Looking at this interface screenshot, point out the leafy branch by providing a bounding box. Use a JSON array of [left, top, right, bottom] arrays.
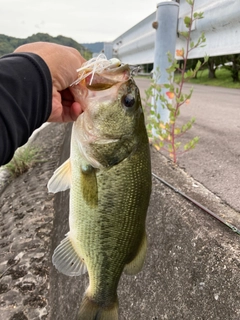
[[146, 0, 208, 163]]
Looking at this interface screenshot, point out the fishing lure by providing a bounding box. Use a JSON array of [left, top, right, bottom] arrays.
[[71, 54, 121, 86]]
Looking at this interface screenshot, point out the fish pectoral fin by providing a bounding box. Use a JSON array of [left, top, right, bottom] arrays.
[[81, 164, 98, 207], [52, 233, 87, 276], [124, 232, 147, 275], [47, 159, 71, 193]]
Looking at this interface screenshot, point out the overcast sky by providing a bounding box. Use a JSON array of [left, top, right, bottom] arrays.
[[1, 0, 159, 44]]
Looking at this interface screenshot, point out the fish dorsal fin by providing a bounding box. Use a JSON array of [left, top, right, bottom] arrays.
[[52, 233, 87, 276], [47, 159, 71, 193]]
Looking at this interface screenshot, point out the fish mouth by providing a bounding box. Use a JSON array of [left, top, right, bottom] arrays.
[[69, 64, 131, 113], [85, 64, 130, 91]]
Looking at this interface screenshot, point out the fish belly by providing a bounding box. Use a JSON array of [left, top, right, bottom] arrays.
[[69, 140, 151, 303]]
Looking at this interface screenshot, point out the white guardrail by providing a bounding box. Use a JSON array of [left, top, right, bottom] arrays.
[[104, 0, 240, 64]]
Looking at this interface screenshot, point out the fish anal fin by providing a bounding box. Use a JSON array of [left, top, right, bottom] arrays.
[[52, 233, 87, 276], [47, 159, 71, 193], [124, 232, 147, 275], [77, 294, 118, 320]]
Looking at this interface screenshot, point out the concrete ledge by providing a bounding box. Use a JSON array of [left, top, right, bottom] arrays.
[[49, 127, 240, 320]]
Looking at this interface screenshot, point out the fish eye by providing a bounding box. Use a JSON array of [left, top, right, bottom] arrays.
[[121, 94, 135, 109]]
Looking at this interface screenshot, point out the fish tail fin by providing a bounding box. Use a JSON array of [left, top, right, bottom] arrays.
[[77, 294, 119, 320]]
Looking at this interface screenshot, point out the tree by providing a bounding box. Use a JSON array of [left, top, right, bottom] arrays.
[[207, 56, 227, 79], [207, 57, 217, 79], [225, 54, 240, 82], [0, 33, 92, 59]]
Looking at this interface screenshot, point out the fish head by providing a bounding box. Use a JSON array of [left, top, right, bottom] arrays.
[[85, 78, 142, 138], [72, 65, 146, 168]]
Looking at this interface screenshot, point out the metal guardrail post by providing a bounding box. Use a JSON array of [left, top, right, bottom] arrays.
[[153, 0, 179, 123]]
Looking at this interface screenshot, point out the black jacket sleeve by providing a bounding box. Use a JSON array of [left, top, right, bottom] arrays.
[[0, 52, 52, 165]]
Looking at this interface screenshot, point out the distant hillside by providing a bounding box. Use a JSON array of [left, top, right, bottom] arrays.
[[0, 33, 92, 59], [82, 42, 104, 54]]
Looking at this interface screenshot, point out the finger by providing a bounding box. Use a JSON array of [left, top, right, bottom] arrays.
[[60, 88, 75, 102], [68, 102, 83, 120], [60, 102, 83, 122], [61, 89, 84, 115]]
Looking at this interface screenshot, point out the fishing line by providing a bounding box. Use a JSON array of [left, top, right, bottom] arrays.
[[152, 172, 240, 235]]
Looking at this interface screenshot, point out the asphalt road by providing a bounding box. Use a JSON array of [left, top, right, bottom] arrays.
[[135, 78, 240, 213]]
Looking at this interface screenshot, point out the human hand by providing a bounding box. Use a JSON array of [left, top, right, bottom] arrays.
[[14, 42, 86, 122]]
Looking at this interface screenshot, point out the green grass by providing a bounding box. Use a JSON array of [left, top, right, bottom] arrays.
[[5, 145, 43, 177], [175, 68, 240, 89]]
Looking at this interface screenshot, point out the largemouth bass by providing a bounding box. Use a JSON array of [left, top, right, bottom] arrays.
[[48, 63, 151, 320]]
